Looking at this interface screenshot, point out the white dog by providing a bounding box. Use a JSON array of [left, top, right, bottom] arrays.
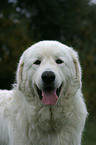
[[0, 41, 87, 145]]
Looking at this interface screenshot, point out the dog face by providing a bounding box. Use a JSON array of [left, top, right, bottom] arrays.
[[16, 41, 81, 105]]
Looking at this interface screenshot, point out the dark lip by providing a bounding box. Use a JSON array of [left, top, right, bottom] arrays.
[[36, 86, 42, 100], [36, 84, 63, 101]]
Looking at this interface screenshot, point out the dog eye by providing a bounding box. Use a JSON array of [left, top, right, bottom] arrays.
[[34, 60, 41, 65], [56, 59, 63, 64]]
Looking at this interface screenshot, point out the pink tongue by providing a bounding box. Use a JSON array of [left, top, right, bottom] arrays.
[[42, 89, 58, 105]]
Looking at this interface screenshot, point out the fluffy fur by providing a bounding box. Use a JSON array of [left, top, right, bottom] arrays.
[[0, 41, 87, 145]]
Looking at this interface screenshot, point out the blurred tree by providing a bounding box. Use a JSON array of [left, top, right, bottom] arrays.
[[17, 0, 90, 42], [0, 1, 32, 89]]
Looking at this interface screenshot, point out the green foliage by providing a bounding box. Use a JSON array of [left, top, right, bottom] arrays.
[[83, 121, 96, 145], [0, 1, 32, 89]]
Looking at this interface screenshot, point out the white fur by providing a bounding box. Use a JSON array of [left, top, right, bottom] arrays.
[[0, 41, 88, 145]]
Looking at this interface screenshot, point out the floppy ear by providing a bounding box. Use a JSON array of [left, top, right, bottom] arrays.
[[16, 54, 25, 90], [73, 52, 82, 86], [67, 47, 82, 96]]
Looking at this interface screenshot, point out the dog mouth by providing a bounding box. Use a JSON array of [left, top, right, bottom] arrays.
[[36, 84, 62, 105]]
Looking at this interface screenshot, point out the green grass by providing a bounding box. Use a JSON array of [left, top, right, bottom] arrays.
[[82, 120, 96, 145]]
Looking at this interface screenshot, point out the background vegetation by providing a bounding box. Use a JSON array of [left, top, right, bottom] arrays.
[[0, 0, 96, 144]]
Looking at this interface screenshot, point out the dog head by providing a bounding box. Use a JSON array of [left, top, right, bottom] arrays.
[[16, 41, 81, 105]]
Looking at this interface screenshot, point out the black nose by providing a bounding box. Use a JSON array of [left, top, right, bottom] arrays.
[[41, 71, 55, 84]]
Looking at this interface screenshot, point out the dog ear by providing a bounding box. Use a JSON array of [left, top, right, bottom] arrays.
[[16, 54, 25, 90], [73, 52, 81, 85], [67, 47, 82, 96], [72, 49, 82, 88]]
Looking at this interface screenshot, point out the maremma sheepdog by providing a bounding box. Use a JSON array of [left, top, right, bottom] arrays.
[[0, 41, 88, 145]]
